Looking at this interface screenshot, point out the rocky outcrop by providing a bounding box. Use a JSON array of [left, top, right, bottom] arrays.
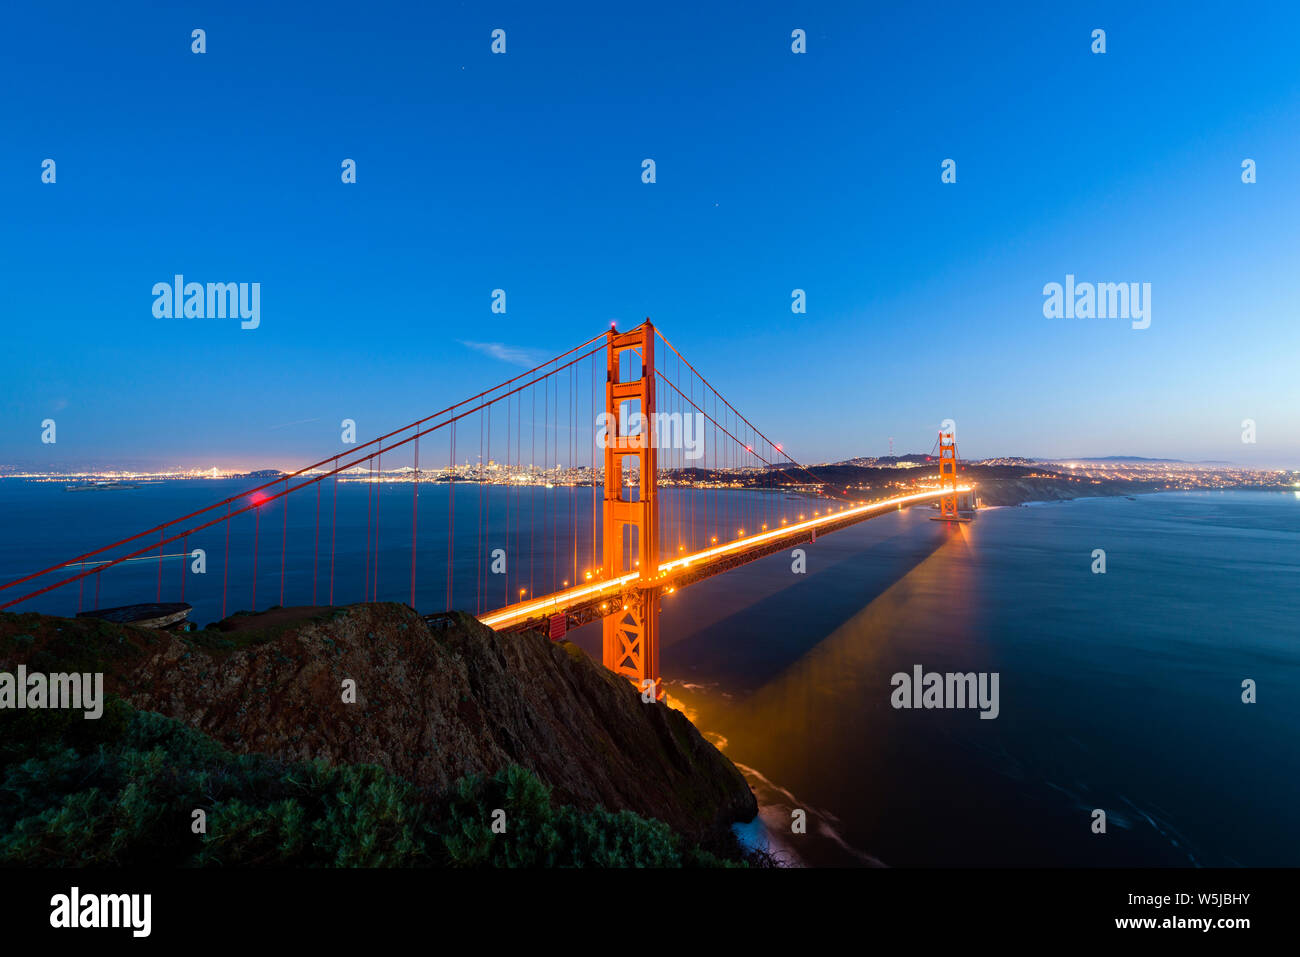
[[0, 604, 756, 841]]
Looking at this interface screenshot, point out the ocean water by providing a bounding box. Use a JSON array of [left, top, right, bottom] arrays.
[[3, 481, 1296, 866], [0, 479, 789, 625], [573, 491, 1299, 867]]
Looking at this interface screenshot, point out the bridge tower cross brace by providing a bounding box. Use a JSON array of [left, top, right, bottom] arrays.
[[602, 322, 662, 700], [938, 427, 959, 520]]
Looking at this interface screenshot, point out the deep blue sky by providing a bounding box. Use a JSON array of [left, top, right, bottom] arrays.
[[3, 1, 1298, 469]]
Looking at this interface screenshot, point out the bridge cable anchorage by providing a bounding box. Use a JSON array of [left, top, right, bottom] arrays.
[[0, 320, 970, 699]]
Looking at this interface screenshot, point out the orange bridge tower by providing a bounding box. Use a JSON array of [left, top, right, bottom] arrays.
[[602, 322, 662, 699], [938, 426, 959, 521]]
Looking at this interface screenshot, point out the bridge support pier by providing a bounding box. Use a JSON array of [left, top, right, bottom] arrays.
[[601, 322, 662, 700]]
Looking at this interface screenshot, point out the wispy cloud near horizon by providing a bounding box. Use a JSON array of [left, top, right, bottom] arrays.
[[459, 340, 550, 368], [267, 417, 321, 431]]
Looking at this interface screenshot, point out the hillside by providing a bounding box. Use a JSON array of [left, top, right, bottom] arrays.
[[0, 604, 757, 855]]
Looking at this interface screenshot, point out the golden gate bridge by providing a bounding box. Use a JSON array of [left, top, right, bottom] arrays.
[[0, 321, 971, 699]]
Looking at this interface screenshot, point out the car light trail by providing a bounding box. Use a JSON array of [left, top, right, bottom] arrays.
[[480, 486, 972, 630]]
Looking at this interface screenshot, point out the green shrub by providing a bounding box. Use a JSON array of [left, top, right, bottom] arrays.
[[436, 764, 739, 868], [0, 705, 739, 868]]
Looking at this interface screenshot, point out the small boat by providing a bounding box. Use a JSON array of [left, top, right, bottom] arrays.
[[77, 602, 192, 629]]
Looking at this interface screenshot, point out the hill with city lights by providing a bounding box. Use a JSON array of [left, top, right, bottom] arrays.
[[1, 458, 1293, 507]]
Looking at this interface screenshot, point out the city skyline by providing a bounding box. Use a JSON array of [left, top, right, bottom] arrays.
[[3, 456, 1292, 489]]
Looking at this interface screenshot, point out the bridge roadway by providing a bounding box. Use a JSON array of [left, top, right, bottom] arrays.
[[478, 485, 974, 634]]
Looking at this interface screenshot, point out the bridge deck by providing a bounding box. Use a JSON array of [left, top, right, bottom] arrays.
[[480, 485, 973, 633]]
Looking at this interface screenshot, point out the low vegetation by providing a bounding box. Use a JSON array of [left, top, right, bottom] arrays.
[[0, 700, 739, 868]]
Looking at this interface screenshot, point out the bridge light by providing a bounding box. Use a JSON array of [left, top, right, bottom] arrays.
[[585, 571, 592, 580], [761, 524, 767, 530], [519, 588, 527, 597], [710, 536, 717, 543]]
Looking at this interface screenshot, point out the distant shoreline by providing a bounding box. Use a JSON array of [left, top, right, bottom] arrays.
[[976, 483, 1289, 509], [2, 463, 1292, 509]]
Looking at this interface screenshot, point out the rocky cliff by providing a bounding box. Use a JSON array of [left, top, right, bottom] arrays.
[[0, 604, 756, 843]]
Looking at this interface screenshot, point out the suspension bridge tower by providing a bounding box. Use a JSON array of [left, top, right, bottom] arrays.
[[602, 321, 662, 699], [937, 426, 961, 521]]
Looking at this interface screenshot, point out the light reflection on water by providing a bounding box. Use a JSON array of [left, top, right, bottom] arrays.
[[576, 492, 1300, 867]]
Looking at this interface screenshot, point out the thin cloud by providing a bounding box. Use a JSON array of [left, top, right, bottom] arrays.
[[267, 417, 321, 431], [459, 340, 549, 367]]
